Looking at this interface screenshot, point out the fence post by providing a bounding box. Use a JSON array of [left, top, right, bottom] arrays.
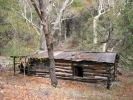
[[13, 57, 16, 76]]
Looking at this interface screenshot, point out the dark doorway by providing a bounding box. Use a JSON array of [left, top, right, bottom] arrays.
[[74, 66, 83, 77]]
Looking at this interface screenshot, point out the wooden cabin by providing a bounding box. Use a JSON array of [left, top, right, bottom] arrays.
[[11, 51, 119, 89]]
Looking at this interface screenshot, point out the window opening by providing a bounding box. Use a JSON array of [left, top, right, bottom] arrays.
[[74, 66, 83, 77]]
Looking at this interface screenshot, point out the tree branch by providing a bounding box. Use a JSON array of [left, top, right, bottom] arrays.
[[51, 0, 71, 35], [67, 0, 74, 6], [31, 0, 41, 20]]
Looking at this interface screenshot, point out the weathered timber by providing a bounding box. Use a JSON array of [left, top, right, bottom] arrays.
[[84, 67, 107, 70], [56, 67, 70, 70], [84, 71, 110, 74], [56, 74, 72, 77], [55, 65, 71, 68], [57, 76, 107, 83], [28, 71, 36, 76], [35, 70, 49, 73], [55, 62, 71, 66], [55, 60, 71, 63], [13, 57, 15, 76], [84, 73, 108, 77], [55, 72, 72, 76], [55, 69, 72, 73], [107, 65, 111, 89], [84, 69, 107, 72], [55, 67, 71, 70]]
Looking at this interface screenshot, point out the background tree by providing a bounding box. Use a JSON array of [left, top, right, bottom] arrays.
[[0, 0, 38, 56], [116, 0, 133, 70]]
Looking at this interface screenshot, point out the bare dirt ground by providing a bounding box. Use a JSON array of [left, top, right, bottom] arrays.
[[0, 71, 133, 100]]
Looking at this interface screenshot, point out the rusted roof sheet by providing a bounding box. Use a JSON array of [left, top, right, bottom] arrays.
[[97, 53, 117, 63], [29, 51, 63, 58], [29, 51, 48, 58], [28, 51, 117, 64]]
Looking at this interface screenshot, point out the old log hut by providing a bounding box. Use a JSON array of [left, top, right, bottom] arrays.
[[11, 51, 119, 89]]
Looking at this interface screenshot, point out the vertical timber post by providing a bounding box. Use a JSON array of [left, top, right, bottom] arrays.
[[27, 57, 30, 76], [114, 56, 119, 80], [71, 57, 74, 76], [13, 57, 16, 76], [113, 63, 116, 81], [107, 65, 111, 89]]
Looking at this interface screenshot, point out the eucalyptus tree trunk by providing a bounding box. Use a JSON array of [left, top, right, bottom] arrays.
[[31, 0, 57, 87], [39, 0, 57, 87], [93, 16, 99, 44], [102, 42, 107, 52], [93, 0, 113, 51], [93, 0, 105, 44], [31, 0, 73, 87]]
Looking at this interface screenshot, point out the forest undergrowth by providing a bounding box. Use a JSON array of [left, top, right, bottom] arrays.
[[0, 70, 133, 100]]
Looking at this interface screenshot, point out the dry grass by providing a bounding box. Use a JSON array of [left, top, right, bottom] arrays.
[[0, 71, 133, 100]]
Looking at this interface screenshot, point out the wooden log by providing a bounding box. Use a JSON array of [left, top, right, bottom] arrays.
[[84, 66, 107, 70], [35, 74, 50, 78], [56, 74, 72, 77], [94, 76, 107, 79], [55, 62, 71, 66], [72, 63, 82, 66], [36, 73, 48, 75], [59, 75, 107, 81], [35, 73, 49, 76], [35, 70, 49, 73], [83, 73, 108, 77], [55, 66, 72, 69], [57, 76, 107, 83], [55, 72, 72, 76], [55, 69, 72, 73], [84, 69, 107, 73], [55, 67, 71, 70], [84, 71, 109, 75], [28, 71, 36, 76], [55, 60, 71, 63], [55, 67, 72, 71]]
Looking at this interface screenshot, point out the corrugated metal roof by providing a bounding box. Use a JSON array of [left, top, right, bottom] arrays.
[[71, 52, 117, 63], [28, 51, 117, 64]]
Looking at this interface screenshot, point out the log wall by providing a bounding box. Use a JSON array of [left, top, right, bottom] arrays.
[[28, 59, 116, 89], [55, 60, 73, 79]]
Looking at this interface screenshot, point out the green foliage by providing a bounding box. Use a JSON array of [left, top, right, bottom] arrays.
[[71, 0, 82, 7], [0, 0, 39, 56], [116, 1, 133, 70], [118, 2, 133, 34]]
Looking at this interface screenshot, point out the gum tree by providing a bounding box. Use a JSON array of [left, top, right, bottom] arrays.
[[30, 0, 73, 87]]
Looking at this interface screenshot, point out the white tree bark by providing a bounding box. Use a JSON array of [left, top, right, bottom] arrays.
[[51, 0, 72, 35], [102, 42, 107, 51], [93, 15, 99, 44], [93, 0, 106, 44], [93, 0, 114, 52]]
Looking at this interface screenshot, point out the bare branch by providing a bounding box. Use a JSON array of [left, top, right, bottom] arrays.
[[31, 0, 41, 19], [51, 0, 70, 35], [67, 0, 74, 6], [25, 0, 33, 22]]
